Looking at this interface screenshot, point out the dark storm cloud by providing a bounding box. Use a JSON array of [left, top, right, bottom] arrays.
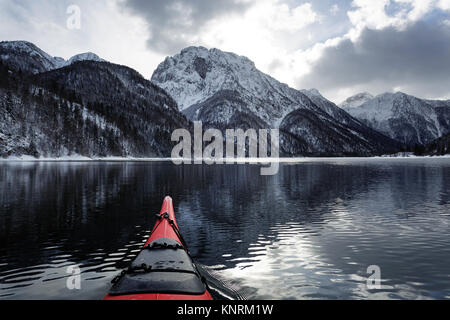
[[122, 0, 252, 54], [298, 21, 450, 99]]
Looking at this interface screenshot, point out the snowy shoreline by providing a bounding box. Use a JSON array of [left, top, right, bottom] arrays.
[[0, 155, 173, 162], [1, 154, 449, 163]]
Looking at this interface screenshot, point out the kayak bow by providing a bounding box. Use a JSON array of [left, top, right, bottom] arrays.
[[104, 196, 213, 300]]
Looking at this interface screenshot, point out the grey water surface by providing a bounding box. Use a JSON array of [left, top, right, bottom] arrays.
[[0, 158, 450, 300]]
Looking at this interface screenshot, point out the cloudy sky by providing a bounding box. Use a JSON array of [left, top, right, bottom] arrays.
[[1, 0, 449, 103]]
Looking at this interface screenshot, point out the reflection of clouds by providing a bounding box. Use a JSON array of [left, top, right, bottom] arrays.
[[176, 161, 396, 299], [218, 222, 353, 299], [212, 159, 450, 299], [1, 159, 450, 299]]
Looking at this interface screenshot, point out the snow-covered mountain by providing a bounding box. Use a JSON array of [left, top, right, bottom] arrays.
[[0, 41, 189, 158], [1, 41, 408, 158], [0, 41, 105, 74], [343, 92, 450, 146], [0, 41, 63, 73], [152, 46, 310, 127], [152, 46, 400, 156], [340, 92, 374, 110], [63, 52, 105, 67]]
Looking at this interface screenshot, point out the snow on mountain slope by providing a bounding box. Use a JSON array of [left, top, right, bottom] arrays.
[[152, 46, 400, 156], [0, 41, 63, 73], [340, 92, 374, 110], [0, 41, 106, 74], [152, 46, 316, 127], [0, 41, 190, 158], [63, 52, 105, 67], [152, 47, 363, 127], [300, 89, 356, 125], [0, 41, 402, 157], [345, 92, 450, 146]]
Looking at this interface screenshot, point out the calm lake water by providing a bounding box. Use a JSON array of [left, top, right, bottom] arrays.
[[1, 159, 450, 300]]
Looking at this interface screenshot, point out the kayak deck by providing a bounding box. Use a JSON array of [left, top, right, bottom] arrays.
[[104, 197, 213, 300]]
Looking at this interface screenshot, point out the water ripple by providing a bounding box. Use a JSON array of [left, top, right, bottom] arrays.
[[1, 159, 450, 299]]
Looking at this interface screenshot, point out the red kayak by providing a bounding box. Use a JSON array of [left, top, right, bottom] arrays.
[[104, 196, 213, 300]]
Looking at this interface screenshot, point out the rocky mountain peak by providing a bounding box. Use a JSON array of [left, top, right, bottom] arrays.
[[151, 46, 400, 156], [152, 46, 275, 112], [64, 52, 105, 67], [340, 92, 374, 110], [0, 41, 106, 73], [344, 91, 450, 146]]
